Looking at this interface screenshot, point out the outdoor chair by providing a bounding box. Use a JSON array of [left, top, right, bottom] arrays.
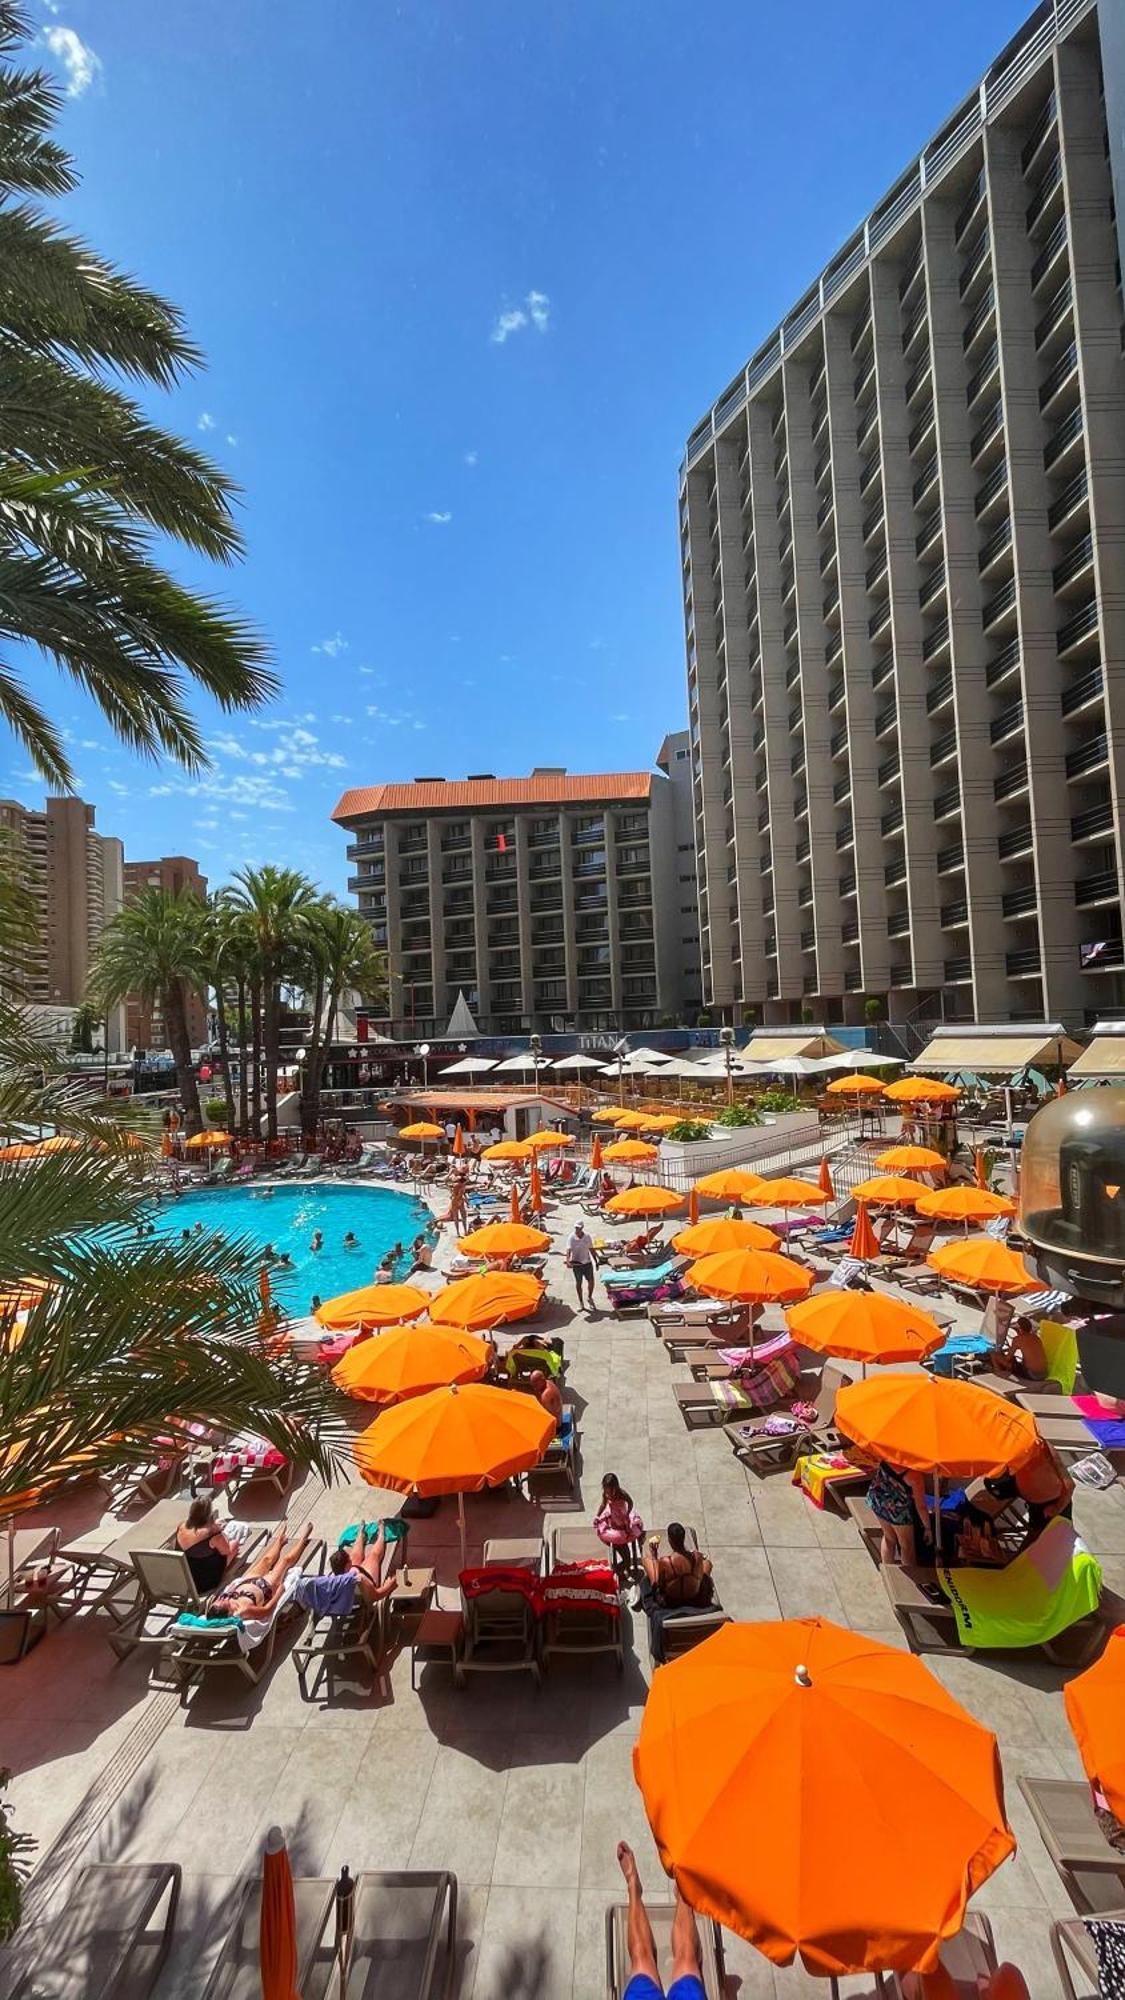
[[106, 1530, 269, 1660], [882, 1533, 1106, 1664], [880, 1912, 997, 1997], [673, 1381, 756, 1428], [605, 1902, 726, 1999], [7, 1862, 181, 2000], [291, 1587, 389, 1701], [201, 1873, 340, 1998], [455, 1580, 540, 1688], [550, 1523, 606, 1567], [540, 1563, 623, 1672], [335, 1869, 458, 2000], [525, 1401, 580, 1496], [726, 1362, 853, 1476], [1051, 1910, 1125, 1999], [166, 1538, 326, 1690], [1019, 1779, 1125, 1914]]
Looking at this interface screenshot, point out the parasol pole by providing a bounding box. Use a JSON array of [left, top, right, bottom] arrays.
[[457, 1490, 467, 1573]]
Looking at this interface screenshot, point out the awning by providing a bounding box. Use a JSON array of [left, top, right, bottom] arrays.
[[741, 1032, 846, 1063], [910, 1030, 1081, 1075], [1069, 1035, 1125, 1079]]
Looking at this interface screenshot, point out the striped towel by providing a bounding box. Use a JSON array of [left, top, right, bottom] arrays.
[[209, 1434, 288, 1485]]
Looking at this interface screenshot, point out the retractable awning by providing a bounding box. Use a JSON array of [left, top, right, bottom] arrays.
[[910, 1027, 1081, 1075], [1069, 1029, 1125, 1079], [741, 1031, 846, 1063]]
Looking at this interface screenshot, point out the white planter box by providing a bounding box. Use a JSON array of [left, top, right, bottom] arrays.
[[658, 1111, 813, 1179]]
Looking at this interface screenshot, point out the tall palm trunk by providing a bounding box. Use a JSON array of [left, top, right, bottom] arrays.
[[213, 979, 236, 1132], [250, 979, 264, 1138], [263, 975, 279, 1140], [165, 980, 202, 1133], [299, 967, 327, 1146], [236, 976, 249, 1138]]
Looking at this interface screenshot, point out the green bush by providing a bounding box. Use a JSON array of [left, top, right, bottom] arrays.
[[755, 1088, 802, 1114], [0, 1770, 33, 1943], [716, 1103, 762, 1127], [664, 1118, 712, 1143], [203, 1097, 229, 1127]]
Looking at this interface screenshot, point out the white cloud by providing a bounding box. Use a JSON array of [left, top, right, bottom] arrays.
[[197, 411, 216, 433], [357, 665, 376, 678], [42, 24, 101, 97], [491, 290, 551, 344], [313, 631, 348, 658], [463, 451, 478, 468], [225, 433, 238, 447], [424, 510, 452, 525]]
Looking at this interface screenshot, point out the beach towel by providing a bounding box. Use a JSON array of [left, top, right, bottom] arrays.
[[730, 1333, 802, 1410], [209, 1435, 288, 1485], [337, 1519, 408, 1547], [1073, 1395, 1125, 1450], [937, 1518, 1103, 1650], [792, 1451, 857, 1509], [709, 1380, 754, 1413], [1040, 1318, 1079, 1394]]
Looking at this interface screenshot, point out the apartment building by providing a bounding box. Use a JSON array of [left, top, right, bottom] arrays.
[[333, 739, 700, 1035], [122, 854, 209, 1051], [681, 0, 1125, 1029], [0, 797, 123, 1030]]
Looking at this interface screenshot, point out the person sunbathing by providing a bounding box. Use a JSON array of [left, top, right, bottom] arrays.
[[175, 1497, 246, 1595], [641, 1523, 713, 1609], [296, 1523, 397, 1619], [615, 1840, 705, 2000], [206, 1520, 315, 1620], [529, 1368, 563, 1424]]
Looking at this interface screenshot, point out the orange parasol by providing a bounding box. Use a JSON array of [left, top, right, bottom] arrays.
[[848, 1202, 880, 1261], [786, 1291, 945, 1368], [457, 1220, 550, 1260], [332, 1323, 490, 1404], [688, 1185, 700, 1227], [400, 1121, 445, 1141], [817, 1157, 835, 1200], [1056, 1075, 1068, 1099], [605, 1184, 685, 1218], [850, 1175, 923, 1208], [633, 1617, 1014, 1978], [590, 1135, 604, 1172], [429, 1270, 543, 1331], [354, 1380, 554, 1565], [693, 1169, 766, 1203], [684, 1248, 812, 1304], [644, 1113, 681, 1132], [915, 1187, 1016, 1224], [613, 1109, 652, 1130], [509, 1184, 522, 1225], [836, 1372, 1040, 1478], [744, 1177, 830, 1211], [526, 1128, 573, 1150], [884, 1078, 960, 1103], [876, 1145, 946, 1174], [183, 1129, 231, 1149], [592, 1106, 623, 1123], [672, 1218, 781, 1257], [1064, 1625, 1125, 1821], [452, 1124, 465, 1157], [315, 1282, 431, 1332], [528, 1158, 544, 1212], [482, 1138, 532, 1162], [824, 1075, 886, 1097], [927, 1237, 1031, 1295], [974, 1149, 989, 1191], [260, 1827, 299, 2000], [603, 1138, 659, 1164], [258, 1265, 272, 1310]]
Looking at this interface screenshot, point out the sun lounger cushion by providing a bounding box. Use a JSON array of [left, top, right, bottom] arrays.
[[936, 1519, 1102, 1650], [792, 1451, 860, 1509], [602, 1259, 679, 1289]]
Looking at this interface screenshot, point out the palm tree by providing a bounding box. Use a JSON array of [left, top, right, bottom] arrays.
[[296, 902, 387, 1145], [0, 4, 273, 787], [229, 867, 317, 1141], [201, 895, 241, 1134], [88, 888, 207, 1133]]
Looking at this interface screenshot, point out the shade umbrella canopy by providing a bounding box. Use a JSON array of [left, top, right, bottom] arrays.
[[836, 1373, 1040, 1478], [613, 1109, 653, 1130], [819, 1050, 902, 1071], [509, 1184, 522, 1225], [183, 1129, 231, 1148], [603, 1139, 659, 1164], [592, 1106, 625, 1123], [605, 1184, 685, 1218], [399, 1121, 446, 1141], [457, 1221, 550, 1259], [490, 1053, 542, 1073], [786, 1293, 945, 1367], [850, 1175, 924, 1208], [849, 1203, 880, 1260], [481, 1139, 533, 1162], [915, 1188, 1017, 1223], [525, 1129, 574, 1150], [550, 1053, 605, 1071], [644, 1113, 683, 1132], [633, 1617, 1014, 1978], [315, 1282, 431, 1332], [672, 1218, 781, 1256], [589, 1136, 604, 1172], [429, 1270, 544, 1330], [260, 1827, 299, 2000], [927, 1238, 1032, 1294], [1063, 1626, 1125, 1822], [693, 1169, 766, 1202], [818, 1157, 835, 1199], [744, 1177, 830, 1210], [876, 1146, 946, 1173], [332, 1324, 491, 1404], [885, 1078, 961, 1103], [437, 1056, 497, 1075], [684, 1249, 813, 1305], [529, 1159, 544, 1211], [825, 1076, 887, 1097], [452, 1124, 465, 1157]]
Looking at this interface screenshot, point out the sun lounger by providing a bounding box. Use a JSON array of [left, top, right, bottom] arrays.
[[1052, 1910, 1125, 1998], [726, 1362, 852, 1476], [455, 1579, 541, 1687], [166, 1540, 326, 1688], [883, 1527, 1106, 1663], [336, 1870, 457, 2000], [7, 1862, 181, 1999], [1019, 1779, 1125, 1914], [525, 1403, 579, 1496], [550, 1524, 606, 1566], [605, 1901, 725, 2000], [202, 1873, 339, 1998], [650, 1298, 746, 1331], [673, 1381, 753, 1428], [107, 1531, 268, 1659], [881, 1912, 997, 1997], [291, 1588, 389, 1701], [540, 1564, 623, 1671], [61, 1498, 192, 1626]]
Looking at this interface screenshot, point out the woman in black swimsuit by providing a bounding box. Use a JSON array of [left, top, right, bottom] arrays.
[[176, 1498, 240, 1595], [206, 1519, 315, 1620]]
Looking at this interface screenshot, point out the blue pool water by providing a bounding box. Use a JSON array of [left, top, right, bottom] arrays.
[[145, 1181, 433, 1315]]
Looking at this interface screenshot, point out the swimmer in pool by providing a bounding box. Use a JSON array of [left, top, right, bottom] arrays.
[[343, 1232, 359, 1250], [310, 1230, 323, 1252]]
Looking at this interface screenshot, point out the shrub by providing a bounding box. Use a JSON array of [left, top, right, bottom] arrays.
[[864, 996, 884, 1023], [716, 1103, 762, 1127], [664, 1118, 712, 1143], [755, 1088, 802, 1114], [203, 1097, 229, 1127], [0, 1770, 33, 1943]]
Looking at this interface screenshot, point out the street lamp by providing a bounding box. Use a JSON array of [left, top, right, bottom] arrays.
[[613, 1036, 628, 1108], [417, 1041, 431, 1090], [720, 1024, 736, 1107], [529, 1031, 542, 1097]]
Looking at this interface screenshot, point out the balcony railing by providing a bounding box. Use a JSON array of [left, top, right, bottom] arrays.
[[1030, 217, 1068, 291], [832, 775, 852, 804], [878, 756, 901, 787], [1054, 535, 1094, 594], [1039, 341, 1078, 413], [1027, 149, 1063, 229], [970, 402, 1004, 460], [966, 340, 1000, 406], [881, 806, 904, 836], [983, 579, 1017, 628], [1044, 406, 1085, 471], [926, 674, 954, 714], [1058, 602, 1099, 655], [1076, 870, 1120, 908], [1066, 734, 1109, 780], [930, 729, 958, 767], [958, 227, 991, 297], [979, 519, 1013, 572], [923, 619, 951, 663], [1006, 949, 1042, 977], [955, 169, 986, 243], [945, 957, 972, 982], [994, 764, 1029, 801], [986, 638, 1021, 689], [1061, 665, 1105, 718], [1049, 468, 1089, 531], [916, 508, 942, 556], [990, 700, 1025, 745], [937, 844, 964, 873], [962, 286, 995, 352], [862, 503, 885, 541], [1021, 91, 1057, 173], [912, 454, 939, 505], [932, 786, 960, 822], [1035, 277, 1073, 351], [875, 703, 897, 735], [908, 404, 936, 455], [975, 461, 1009, 517], [998, 824, 1033, 860], [941, 901, 969, 927], [885, 857, 907, 886], [1002, 885, 1039, 917], [1072, 801, 1115, 842]]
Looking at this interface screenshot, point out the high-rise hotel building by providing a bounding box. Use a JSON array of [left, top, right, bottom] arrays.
[[681, 0, 1125, 1028]]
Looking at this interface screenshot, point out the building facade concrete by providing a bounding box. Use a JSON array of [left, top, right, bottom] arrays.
[[0, 796, 124, 1043], [122, 854, 208, 1052], [333, 748, 701, 1036], [681, 0, 1125, 1030]]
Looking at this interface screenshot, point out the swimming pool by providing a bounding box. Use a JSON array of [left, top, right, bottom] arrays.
[[145, 1181, 434, 1316]]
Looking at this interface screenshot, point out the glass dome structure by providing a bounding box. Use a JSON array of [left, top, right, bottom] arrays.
[[1020, 1087, 1125, 1303]]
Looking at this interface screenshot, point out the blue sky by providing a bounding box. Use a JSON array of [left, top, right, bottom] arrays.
[[11, 0, 1032, 895]]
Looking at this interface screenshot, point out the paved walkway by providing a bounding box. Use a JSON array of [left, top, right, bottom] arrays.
[[1, 1182, 1119, 1996]]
